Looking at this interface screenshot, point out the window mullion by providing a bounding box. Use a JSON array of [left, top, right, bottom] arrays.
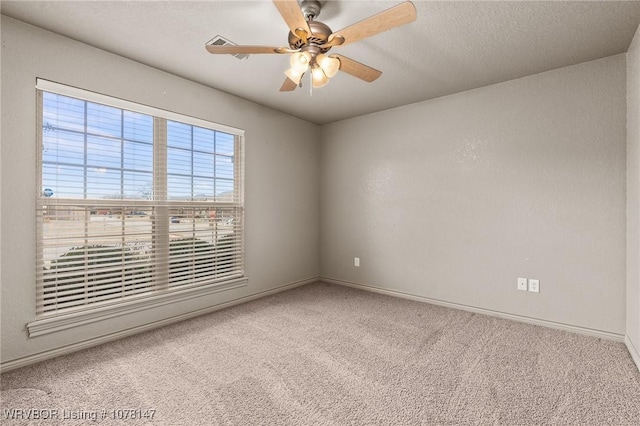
[[83, 102, 90, 300], [154, 118, 169, 290], [191, 125, 195, 201], [120, 110, 126, 293]]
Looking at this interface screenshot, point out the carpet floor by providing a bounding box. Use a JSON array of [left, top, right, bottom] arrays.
[[2, 281, 640, 425]]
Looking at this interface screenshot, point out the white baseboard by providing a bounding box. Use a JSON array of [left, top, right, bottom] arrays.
[[1, 277, 319, 373], [322, 277, 625, 342], [626, 335, 640, 372]]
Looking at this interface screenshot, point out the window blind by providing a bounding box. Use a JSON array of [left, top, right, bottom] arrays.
[[36, 80, 245, 318]]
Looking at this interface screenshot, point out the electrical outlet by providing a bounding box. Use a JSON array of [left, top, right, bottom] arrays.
[[354, 257, 360, 267], [517, 277, 528, 291], [528, 279, 540, 293]]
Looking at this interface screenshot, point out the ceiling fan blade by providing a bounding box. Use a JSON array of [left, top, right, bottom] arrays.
[[205, 45, 288, 55], [332, 54, 382, 82], [330, 1, 417, 47], [280, 77, 299, 92], [273, 0, 311, 38]]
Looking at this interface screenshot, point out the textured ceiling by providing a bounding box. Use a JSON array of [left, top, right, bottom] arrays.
[[2, 1, 640, 124]]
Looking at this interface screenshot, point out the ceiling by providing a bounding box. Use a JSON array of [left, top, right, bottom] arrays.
[[2, 1, 640, 125]]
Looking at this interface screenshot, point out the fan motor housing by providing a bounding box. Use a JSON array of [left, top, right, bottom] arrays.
[[288, 20, 333, 53]]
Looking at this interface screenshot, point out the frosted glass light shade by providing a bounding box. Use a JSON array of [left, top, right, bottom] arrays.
[[285, 68, 304, 85], [290, 51, 311, 72], [311, 66, 329, 88], [317, 54, 340, 78]]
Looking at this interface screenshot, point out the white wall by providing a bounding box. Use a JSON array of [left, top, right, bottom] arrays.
[[627, 23, 640, 369], [320, 55, 627, 336], [0, 16, 320, 367]]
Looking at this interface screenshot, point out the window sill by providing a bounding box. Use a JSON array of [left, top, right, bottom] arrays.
[[27, 277, 248, 337]]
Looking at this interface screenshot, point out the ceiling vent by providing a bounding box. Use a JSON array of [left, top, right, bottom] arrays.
[[206, 36, 249, 60]]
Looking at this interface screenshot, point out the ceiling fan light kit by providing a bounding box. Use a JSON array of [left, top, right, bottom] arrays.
[[205, 0, 417, 92]]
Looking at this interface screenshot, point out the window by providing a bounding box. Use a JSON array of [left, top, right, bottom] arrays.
[[30, 80, 245, 335]]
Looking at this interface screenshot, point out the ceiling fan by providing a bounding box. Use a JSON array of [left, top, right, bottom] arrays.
[[205, 0, 417, 91]]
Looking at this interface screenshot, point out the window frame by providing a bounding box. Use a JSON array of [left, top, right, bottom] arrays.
[[28, 79, 247, 337]]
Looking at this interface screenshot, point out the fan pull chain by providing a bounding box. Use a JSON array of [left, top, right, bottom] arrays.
[[309, 72, 313, 96]]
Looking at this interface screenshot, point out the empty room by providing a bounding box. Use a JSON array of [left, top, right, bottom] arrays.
[[2, 0, 640, 424]]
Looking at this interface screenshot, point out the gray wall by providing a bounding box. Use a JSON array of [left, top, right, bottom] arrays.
[[0, 17, 320, 365], [628, 23, 640, 367], [1, 14, 635, 368], [320, 55, 627, 335]]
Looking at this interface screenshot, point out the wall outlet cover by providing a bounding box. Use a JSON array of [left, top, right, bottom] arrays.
[[528, 279, 540, 293], [517, 277, 528, 291]]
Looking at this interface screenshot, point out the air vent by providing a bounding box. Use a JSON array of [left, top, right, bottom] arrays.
[[207, 35, 249, 60]]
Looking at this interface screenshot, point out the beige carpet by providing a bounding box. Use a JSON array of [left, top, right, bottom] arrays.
[[2, 282, 640, 425]]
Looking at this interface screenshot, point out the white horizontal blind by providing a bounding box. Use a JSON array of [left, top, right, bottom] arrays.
[[36, 80, 244, 318]]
